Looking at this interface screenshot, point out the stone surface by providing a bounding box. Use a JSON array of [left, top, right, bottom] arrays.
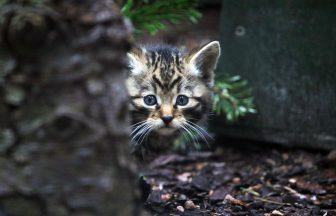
[[216, 0, 336, 149]]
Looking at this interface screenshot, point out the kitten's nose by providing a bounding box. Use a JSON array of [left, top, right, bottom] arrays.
[[161, 116, 173, 125]]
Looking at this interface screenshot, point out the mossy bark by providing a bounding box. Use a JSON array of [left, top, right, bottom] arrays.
[[0, 0, 137, 215]]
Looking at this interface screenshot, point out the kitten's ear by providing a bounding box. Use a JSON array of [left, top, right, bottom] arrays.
[[127, 46, 146, 76], [187, 41, 221, 87]]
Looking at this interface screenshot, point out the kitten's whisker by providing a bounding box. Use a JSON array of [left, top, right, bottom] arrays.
[[186, 120, 212, 138], [130, 122, 147, 136], [135, 124, 152, 144], [188, 124, 211, 149], [138, 125, 153, 146], [183, 123, 202, 149], [182, 130, 191, 144], [180, 125, 193, 142], [181, 126, 194, 148], [135, 124, 150, 138], [131, 123, 150, 143], [187, 120, 213, 140], [131, 120, 146, 127], [178, 128, 191, 147], [185, 122, 209, 145], [181, 124, 200, 150]]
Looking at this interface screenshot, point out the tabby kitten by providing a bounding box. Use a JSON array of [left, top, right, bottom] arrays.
[[126, 41, 221, 157]]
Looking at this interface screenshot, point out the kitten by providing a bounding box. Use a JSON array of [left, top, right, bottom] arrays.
[[126, 41, 221, 158]]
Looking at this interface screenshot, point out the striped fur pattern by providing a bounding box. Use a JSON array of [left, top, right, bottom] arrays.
[[126, 41, 221, 156]]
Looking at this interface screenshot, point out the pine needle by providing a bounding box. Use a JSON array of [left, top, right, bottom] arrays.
[[122, 0, 201, 35], [213, 75, 257, 121]]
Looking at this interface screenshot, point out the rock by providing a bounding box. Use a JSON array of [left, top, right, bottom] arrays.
[[160, 193, 171, 202], [209, 187, 229, 202], [295, 179, 326, 195], [327, 150, 336, 161], [232, 177, 241, 184], [271, 210, 284, 216], [224, 194, 244, 206], [177, 172, 191, 182], [177, 205, 184, 212], [191, 175, 211, 191], [147, 190, 165, 205], [185, 200, 198, 210]]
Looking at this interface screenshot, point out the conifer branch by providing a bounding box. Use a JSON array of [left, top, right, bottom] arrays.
[[122, 0, 201, 35]]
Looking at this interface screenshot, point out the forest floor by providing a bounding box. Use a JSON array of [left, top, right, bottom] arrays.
[[141, 142, 336, 216]]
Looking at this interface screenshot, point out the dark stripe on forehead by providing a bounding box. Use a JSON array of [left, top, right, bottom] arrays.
[[175, 53, 180, 66], [176, 65, 183, 73], [177, 81, 182, 92], [152, 82, 157, 93], [144, 44, 179, 64], [151, 52, 156, 65], [152, 75, 164, 90], [152, 53, 159, 72], [168, 76, 182, 90]]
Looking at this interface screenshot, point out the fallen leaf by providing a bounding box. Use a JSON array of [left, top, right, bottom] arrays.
[[224, 194, 244, 206]]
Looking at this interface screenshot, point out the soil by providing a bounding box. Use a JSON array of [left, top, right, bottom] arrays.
[[140, 143, 336, 216]]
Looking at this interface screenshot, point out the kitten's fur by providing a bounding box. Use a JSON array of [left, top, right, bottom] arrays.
[[126, 41, 221, 158]]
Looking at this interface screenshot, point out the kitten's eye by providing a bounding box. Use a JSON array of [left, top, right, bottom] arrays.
[[176, 95, 189, 106], [144, 95, 157, 106]]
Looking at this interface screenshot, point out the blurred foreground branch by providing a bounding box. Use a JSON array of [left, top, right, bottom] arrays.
[[0, 0, 138, 215]]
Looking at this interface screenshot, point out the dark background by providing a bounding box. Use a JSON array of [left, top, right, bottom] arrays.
[[217, 0, 336, 150]]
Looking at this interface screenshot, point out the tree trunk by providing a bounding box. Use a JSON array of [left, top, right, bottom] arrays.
[[0, 0, 137, 215]]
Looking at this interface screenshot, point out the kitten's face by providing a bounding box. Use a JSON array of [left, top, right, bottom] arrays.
[[126, 41, 220, 140]]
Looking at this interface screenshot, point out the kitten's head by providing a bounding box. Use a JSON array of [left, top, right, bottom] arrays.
[[126, 41, 220, 141]]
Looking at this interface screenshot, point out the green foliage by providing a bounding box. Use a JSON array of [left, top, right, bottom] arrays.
[[213, 75, 256, 121], [0, 0, 5, 7], [122, 0, 201, 35]]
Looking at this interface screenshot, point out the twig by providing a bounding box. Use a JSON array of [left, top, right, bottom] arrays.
[[241, 187, 261, 197], [255, 197, 291, 206]]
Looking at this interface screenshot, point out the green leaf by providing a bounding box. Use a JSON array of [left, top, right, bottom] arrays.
[[212, 74, 257, 121], [122, 0, 201, 35]]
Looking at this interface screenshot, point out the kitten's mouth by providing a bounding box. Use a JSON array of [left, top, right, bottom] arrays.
[[156, 126, 177, 135]]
